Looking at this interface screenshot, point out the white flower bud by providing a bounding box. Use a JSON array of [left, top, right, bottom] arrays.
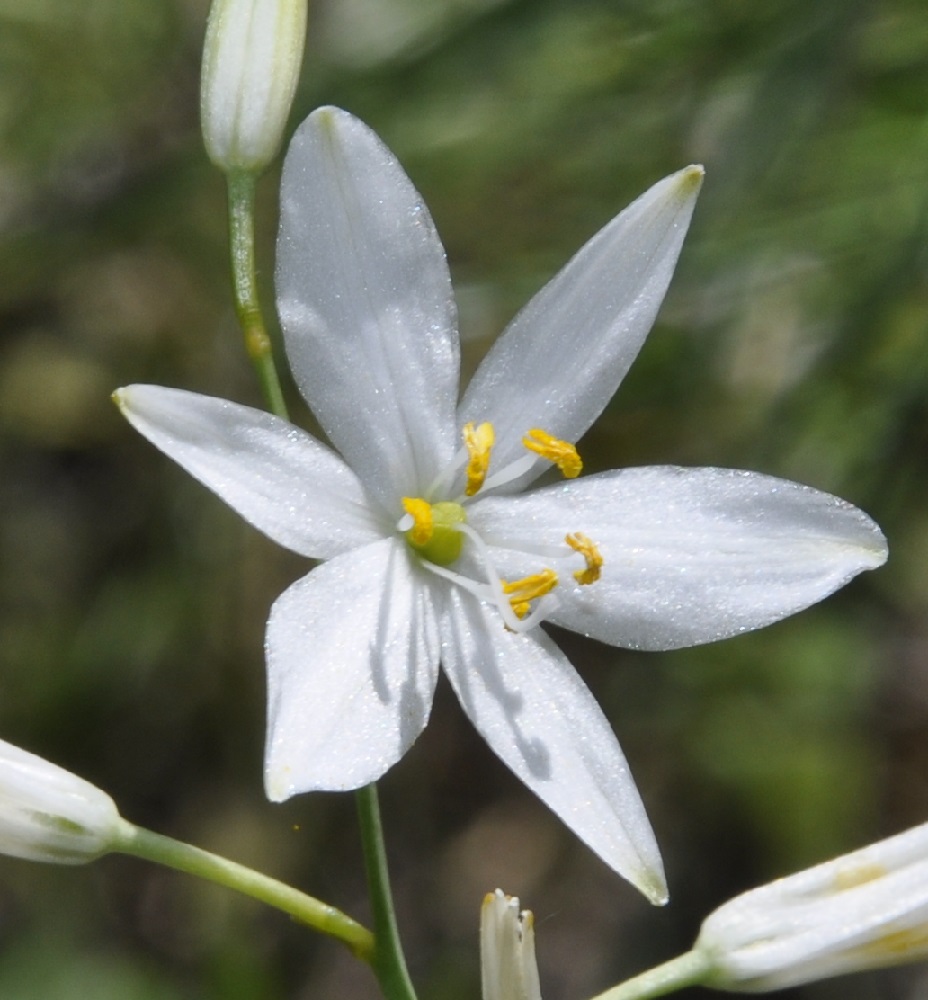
[[0, 738, 122, 864], [201, 0, 308, 172], [481, 889, 543, 1000], [696, 821, 928, 991]]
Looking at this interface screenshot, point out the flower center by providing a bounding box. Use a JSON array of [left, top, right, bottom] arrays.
[[398, 421, 602, 630], [401, 498, 467, 566]]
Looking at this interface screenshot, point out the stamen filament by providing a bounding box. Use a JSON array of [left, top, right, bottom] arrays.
[[522, 428, 582, 478], [456, 524, 559, 632], [566, 532, 603, 585]]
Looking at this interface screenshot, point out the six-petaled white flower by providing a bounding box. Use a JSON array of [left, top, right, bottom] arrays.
[[115, 106, 886, 903]]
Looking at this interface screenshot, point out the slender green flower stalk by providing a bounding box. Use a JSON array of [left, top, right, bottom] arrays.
[[114, 822, 374, 960], [0, 737, 373, 959], [201, 0, 308, 173], [226, 169, 289, 419]]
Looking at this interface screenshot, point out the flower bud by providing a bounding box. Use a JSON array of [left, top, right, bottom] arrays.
[[481, 889, 543, 1000], [201, 0, 308, 172], [696, 821, 928, 991], [0, 738, 122, 864]]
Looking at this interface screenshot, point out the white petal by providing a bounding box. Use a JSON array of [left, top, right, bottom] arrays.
[[264, 539, 440, 798], [116, 384, 381, 559], [459, 167, 703, 487], [440, 587, 666, 903], [276, 107, 460, 512], [470, 467, 887, 651]]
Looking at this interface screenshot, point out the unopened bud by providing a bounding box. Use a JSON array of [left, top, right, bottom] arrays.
[[201, 0, 308, 172], [696, 821, 928, 991], [481, 889, 543, 1000], [0, 738, 122, 864]]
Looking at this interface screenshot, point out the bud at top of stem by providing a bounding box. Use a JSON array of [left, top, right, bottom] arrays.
[[201, 0, 308, 172], [481, 889, 543, 1000], [0, 738, 123, 864]]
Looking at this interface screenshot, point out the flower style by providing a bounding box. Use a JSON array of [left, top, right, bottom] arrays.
[[481, 889, 542, 1000], [0, 738, 123, 864], [695, 820, 928, 990], [115, 106, 886, 903]]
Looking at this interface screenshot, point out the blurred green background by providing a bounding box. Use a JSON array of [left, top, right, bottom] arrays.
[[1, 0, 927, 997]]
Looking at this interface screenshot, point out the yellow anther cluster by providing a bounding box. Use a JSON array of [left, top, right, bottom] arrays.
[[464, 422, 495, 496], [402, 497, 433, 546], [522, 428, 582, 478], [565, 532, 603, 585], [501, 569, 558, 619]]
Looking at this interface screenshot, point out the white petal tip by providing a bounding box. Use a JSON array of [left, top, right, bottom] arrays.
[[639, 873, 670, 907], [264, 766, 295, 804], [677, 164, 705, 195]]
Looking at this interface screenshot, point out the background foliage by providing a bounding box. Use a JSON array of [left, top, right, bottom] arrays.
[[1, 0, 927, 997]]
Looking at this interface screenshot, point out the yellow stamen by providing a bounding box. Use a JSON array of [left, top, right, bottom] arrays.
[[502, 569, 558, 619], [566, 532, 603, 585], [402, 497, 433, 546], [522, 428, 582, 478], [464, 422, 495, 496]]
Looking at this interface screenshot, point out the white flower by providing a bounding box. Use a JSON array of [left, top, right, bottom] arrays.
[[114, 106, 886, 903], [696, 821, 928, 991], [0, 738, 122, 864], [481, 889, 542, 1000], [201, 0, 308, 171]]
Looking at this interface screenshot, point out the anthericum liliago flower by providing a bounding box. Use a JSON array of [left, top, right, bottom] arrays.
[[115, 107, 887, 904]]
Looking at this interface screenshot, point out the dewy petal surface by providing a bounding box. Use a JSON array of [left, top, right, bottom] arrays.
[[276, 106, 460, 512], [265, 539, 440, 799], [459, 166, 703, 483], [471, 466, 887, 651], [440, 587, 667, 903], [116, 385, 381, 559]]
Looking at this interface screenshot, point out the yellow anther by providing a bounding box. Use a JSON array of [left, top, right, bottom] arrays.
[[402, 497, 433, 546], [522, 428, 582, 478], [464, 422, 495, 496], [501, 569, 558, 619], [566, 532, 603, 585]]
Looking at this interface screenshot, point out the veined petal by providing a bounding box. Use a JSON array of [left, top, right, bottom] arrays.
[[115, 384, 381, 559], [276, 107, 460, 512], [459, 167, 703, 487], [264, 539, 440, 798], [470, 467, 887, 651], [440, 587, 666, 903]]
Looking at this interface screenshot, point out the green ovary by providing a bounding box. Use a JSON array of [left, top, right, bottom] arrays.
[[406, 501, 466, 565]]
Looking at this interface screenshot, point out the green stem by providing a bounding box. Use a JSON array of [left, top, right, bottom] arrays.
[[114, 819, 374, 961], [355, 785, 418, 1000], [587, 951, 711, 1000], [226, 169, 289, 420]]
